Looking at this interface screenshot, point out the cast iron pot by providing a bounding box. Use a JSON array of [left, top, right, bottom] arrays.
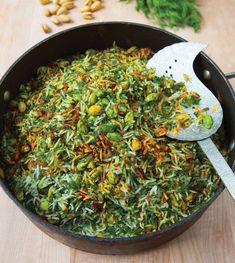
[[0, 22, 235, 255]]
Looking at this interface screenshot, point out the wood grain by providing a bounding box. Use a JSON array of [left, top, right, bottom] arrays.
[[0, 1, 235, 262]]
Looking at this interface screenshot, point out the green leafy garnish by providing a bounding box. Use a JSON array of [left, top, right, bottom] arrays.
[[121, 0, 201, 31]]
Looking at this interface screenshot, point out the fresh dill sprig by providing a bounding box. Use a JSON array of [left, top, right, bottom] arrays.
[[120, 0, 201, 32]]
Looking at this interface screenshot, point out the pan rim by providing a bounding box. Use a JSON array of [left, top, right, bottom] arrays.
[[0, 21, 231, 244]]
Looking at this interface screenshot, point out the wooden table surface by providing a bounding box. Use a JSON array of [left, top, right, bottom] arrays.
[[0, 1, 235, 262]]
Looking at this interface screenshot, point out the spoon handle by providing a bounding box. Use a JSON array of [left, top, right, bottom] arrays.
[[198, 138, 235, 200]]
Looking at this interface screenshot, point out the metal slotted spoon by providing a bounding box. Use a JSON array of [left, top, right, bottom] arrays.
[[147, 42, 235, 200]]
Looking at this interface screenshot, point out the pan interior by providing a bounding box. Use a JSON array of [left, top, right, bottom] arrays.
[[0, 23, 234, 244]]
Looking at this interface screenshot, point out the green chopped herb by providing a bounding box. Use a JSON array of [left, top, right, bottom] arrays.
[[121, 0, 201, 31]]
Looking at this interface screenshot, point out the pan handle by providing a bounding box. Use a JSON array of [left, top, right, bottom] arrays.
[[225, 72, 235, 79], [224, 72, 235, 171]]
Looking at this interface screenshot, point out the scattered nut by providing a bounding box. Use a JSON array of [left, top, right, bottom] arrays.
[[43, 8, 51, 17], [80, 0, 103, 20], [59, 0, 71, 4], [57, 6, 68, 15], [90, 1, 102, 12], [80, 6, 90, 12], [39, 0, 51, 5], [50, 15, 61, 25], [82, 12, 93, 20], [39, 0, 104, 33], [62, 1, 75, 10], [50, 4, 60, 15], [84, 0, 92, 6], [41, 23, 51, 33], [59, 14, 72, 23]]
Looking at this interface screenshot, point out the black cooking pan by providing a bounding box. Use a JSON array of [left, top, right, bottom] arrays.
[[0, 22, 235, 255]]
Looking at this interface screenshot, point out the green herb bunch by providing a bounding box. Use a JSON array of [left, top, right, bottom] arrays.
[[121, 0, 201, 31]]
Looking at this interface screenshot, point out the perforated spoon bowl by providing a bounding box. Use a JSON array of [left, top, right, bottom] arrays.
[[147, 42, 235, 200]]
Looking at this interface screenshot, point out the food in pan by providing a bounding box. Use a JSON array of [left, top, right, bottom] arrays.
[[0, 46, 227, 237]]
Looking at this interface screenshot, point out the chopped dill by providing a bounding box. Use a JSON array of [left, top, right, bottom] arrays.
[[121, 0, 201, 31]]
